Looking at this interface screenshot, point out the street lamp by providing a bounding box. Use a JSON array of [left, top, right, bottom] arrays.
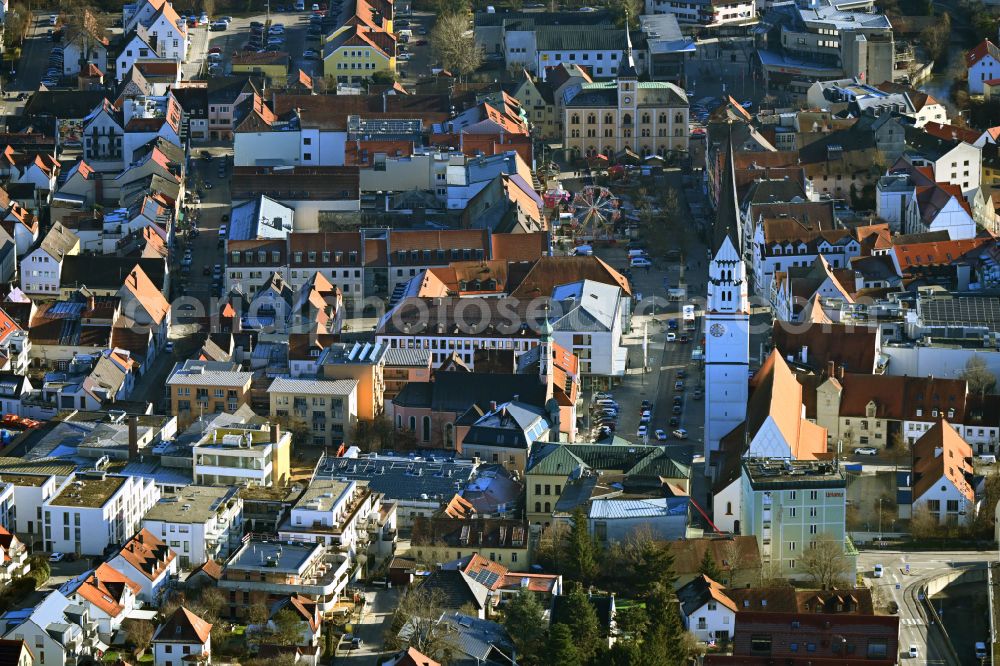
[[878, 498, 883, 546]]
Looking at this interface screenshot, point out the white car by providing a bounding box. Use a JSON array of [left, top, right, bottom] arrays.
[[666, 332, 676, 342], [303, 49, 320, 59], [853, 447, 878, 456], [218, 225, 228, 237], [908, 645, 918, 658], [636, 425, 647, 438], [49, 552, 65, 562], [630, 257, 652, 268], [654, 429, 667, 441], [48, 14, 58, 25], [672, 428, 688, 439], [874, 564, 883, 578]]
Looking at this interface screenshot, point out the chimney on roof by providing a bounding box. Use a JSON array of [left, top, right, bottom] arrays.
[[827, 360, 835, 378], [800, 345, 809, 365], [837, 365, 845, 379], [128, 415, 139, 460], [271, 423, 280, 442]]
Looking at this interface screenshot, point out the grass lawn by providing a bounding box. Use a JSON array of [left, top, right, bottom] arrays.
[[232, 625, 247, 635]]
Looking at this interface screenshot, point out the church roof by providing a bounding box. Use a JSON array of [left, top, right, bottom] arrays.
[[713, 129, 741, 255]]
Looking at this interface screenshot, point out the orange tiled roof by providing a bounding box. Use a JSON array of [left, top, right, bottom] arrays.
[[893, 237, 990, 269], [117, 529, 175, 581], [75, 563, 141, 618], [912, 419, 974, 503], [122, 266, 168, 324], [154, 607, 212, 644]]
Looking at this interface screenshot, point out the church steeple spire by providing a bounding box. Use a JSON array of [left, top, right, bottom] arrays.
[[620, 11, 638, 79]]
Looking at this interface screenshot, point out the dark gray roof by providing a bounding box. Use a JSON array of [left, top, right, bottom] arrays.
[[393, 372, 546, 414], [474, 9, 612, 27], [314, 453, 476, 502], [535, 26, 637, 52], [60, 256, 166, 292], [439, 613, 516, 665], [714, 133, 741, 254], [382, 347, 432, 367], [417, 570, 489, 612]]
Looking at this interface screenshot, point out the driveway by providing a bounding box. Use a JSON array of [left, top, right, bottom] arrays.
[[336, 586, 400, 663]]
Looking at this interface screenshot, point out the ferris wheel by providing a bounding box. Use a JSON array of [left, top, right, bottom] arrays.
[[571, 186, 620, 241]]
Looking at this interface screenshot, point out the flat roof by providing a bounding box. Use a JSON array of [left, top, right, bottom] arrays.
[[0, 472, 52, 487], [293, 479, 353, 512], [315, 453, 477, 502], [743, 458, 845, 489], [143, 485, 240, 522], [228, 539, 321, 573], [48, 474, 128, 508]]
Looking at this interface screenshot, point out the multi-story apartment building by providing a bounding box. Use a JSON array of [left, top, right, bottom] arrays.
[[740, 459, 853, 582], [2, 473, 57, 538], [277, 479, 397, 558], [382, 348, 432, 401], [192, 423, 292, 488], [105, 529, 177, 604], [42, 472, 160, 556], [267, 377, 359, 448], [318, 342, 386, 421], [142, 486, 244, 568], [166, 360, 254, 429], [218, 539, 352, 617]]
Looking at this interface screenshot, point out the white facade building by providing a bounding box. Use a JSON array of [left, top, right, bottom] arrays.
[[106, 529, 178, 603], [141, 486, 244, 569], [42, 473, 159, 556]]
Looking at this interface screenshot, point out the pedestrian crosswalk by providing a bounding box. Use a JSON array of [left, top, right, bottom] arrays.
[[901, 618, 924, 626]]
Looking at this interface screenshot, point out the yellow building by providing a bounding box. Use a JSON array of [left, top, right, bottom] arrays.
[[231, 51, 290, 83], [562, 34, 688, 160], [525, 443, 691, 528], [319, 342, 386, 421], [166, 360, 254, 429], [322, 25, 396, 84], [408, 516, 531, 571], [193, 422, 292, 488]]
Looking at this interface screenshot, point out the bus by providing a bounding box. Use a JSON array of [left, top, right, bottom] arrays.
[[682, 304, 697, 331]]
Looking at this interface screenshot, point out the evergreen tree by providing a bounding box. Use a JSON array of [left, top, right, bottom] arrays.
[[557, 585, 603, 663], [636, 540, 677, 592], [545, 624, 580, 666], [644, 583, 688, 664], [698, 548, 723, 581], [501, 590, 546, 665], [565, 506, 600, 585]]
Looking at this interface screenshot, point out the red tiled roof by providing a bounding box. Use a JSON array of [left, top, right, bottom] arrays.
[[893, 237, 990, 269], [967, 39, 1000, 68], [75, 563, 141, 618], [117, 529, 175, 581], [922, 122, 981, 145]]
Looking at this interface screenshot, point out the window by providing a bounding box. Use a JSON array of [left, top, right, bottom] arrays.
[[750, 635, 772, 654]]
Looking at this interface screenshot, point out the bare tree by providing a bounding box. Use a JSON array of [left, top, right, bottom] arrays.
[[430, 13, 483, 80], [123, 619, 154, 657], [3, 4, 28, 50], [756, 560, 789, 588], [960, 354, 997, 399], [910, 504, 940, 540], [800, 536, 850, 589], [384, 587, 460, 662]]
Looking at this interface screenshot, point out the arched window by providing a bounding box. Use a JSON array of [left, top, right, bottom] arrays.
[[544, 502, 551, 512], [622, 113, 632, 125], [641, 113, 650, 124], [659, 113, 667, 123], [535, 502, 541, 512], [604, 113, 613, 124], [587, 113, 596, 124], [571, 114, 580, 125], [422, 416, 431, 441], [396, 415, 402, 429], [726, 502, 733, 515], [408, 416, 416, 432], [675, 113, 683, 123]]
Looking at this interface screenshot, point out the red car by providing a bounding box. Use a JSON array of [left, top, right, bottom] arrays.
[[208, 46, 222, 53]]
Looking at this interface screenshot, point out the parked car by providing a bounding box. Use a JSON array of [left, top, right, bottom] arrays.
[[674, 380, 684, 391], [49, 552, 65, 562], [630, 257, 652, 268], [654, 429, 667, 442], [693, 387, 703, 400], [853, 447, 878, 456], [636, 425, 647, 438], [218, 225, 228, 237], [672, 428, 688, 439]]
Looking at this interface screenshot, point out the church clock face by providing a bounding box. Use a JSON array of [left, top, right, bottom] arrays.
[[710, 323, 726, 338], [623, 96, 631, 104]]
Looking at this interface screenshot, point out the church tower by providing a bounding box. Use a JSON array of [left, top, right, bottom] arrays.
[[617, 13, 638, 152], [704, 132, 750, 469]]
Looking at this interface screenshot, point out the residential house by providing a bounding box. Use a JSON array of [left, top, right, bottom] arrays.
[[0, 527, 27, 585], [266, 596, 321, 647], [645, 0, 754, 27], [677, 575, 738, 643], [115, 26, 164, 83], [20, 223, 80, 296], [318, 342, 386, 421], [771, 255, 859, 322], [0, 640, 33, 666], [42, 472, 160, 557], [911, 419, 975, 525], [152, 607, 211, 666], [267, 377, 358, 448], [665, 536, 762, 590], [382, 348, 431, 401], [409, 516, 530, 571], [589, 496, 689, 544], [62, 563, 141, 636], [904, 181, 978, 240], [0, 591, 92, 666], [904, 126, 983, 198], [322, 26, 395, 84], [106, 529, 178, 603], [967, 39, 1000, 94], [231, 51, 290, 83], [141, 486, 243, 569], [2, 473, 58, 539], [62, 10, 109, 77]]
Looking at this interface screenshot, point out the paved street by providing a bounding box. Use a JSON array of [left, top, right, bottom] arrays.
[[336, 586, 400, 663], [858, 549, 994, 663]]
